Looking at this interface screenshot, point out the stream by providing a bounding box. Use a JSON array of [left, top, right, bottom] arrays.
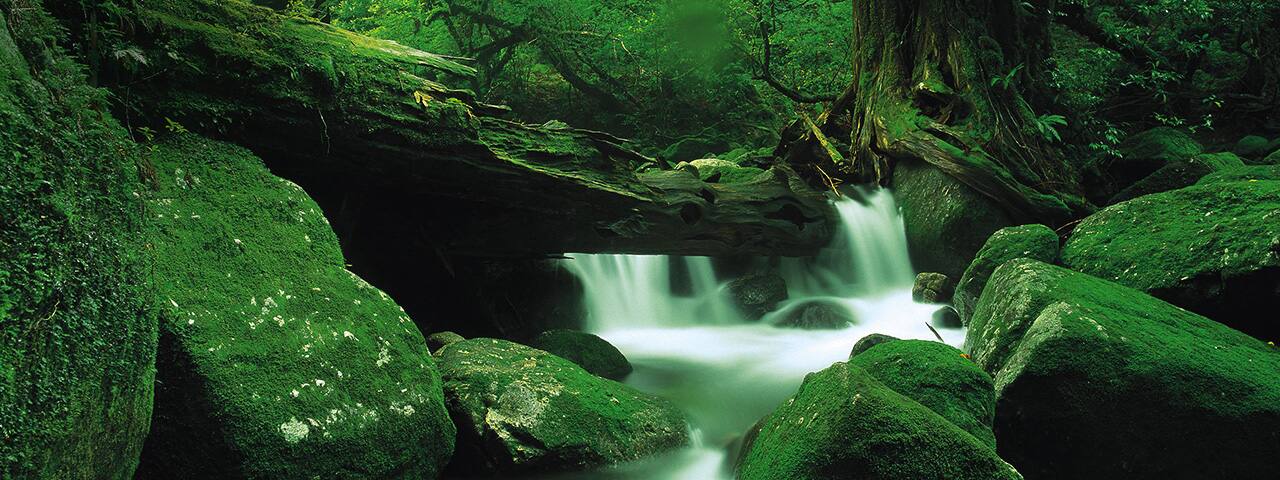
[[538, 189, 964, 479]]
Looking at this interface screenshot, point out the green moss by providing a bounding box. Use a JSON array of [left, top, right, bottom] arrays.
[[953, 224, 1059, 323], [1196, 165, 1280, 184], [1118, 126, 1202, 163], [438, 338, 688, 475], [1060, 180, 1280, 335], [1188, 152, 1245, 170], [894, 160, 1014, 279], [138, 134, 454, 479], [967, 259, 1280, 479], [688, 158, 768, 184], [528, 330, 632, 381], [849, 340, 997, 448], [0, 7, 156, 479], [736, 362, 1021, 480], [1233, 135, 1271, 158]]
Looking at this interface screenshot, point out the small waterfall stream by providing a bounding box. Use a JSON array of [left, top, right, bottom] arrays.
[[558, 189, 964, 479]]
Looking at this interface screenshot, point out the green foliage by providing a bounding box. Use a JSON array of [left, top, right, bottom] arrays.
[[1034, 114, 1068, 143]]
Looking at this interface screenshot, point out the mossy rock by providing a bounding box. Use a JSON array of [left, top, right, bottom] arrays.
[[849, 340, 997, 448], [727, 273, 788, 320], [660, 137, 732, 163], [849, 334, 899, 358], [1061, 180, 1280, 339], [735, 361, 1021, 480], [137, 135, 455, 479], [529, 329, 633, 381], [967, 259, 1280, 480], [1196, 164, 1280, 184], [775, 300, 856, 330], [1263, 148, 1280, 165], [1113, 127, 1203, 185], [1189, 151, 1245, 170], [912, 272, 954, 303], [1107, 160, 1214, 204], [0, 9, 157, 479], [953, 224, 1059, 325], [1233, 135, 1271, 159], [427, 331, 466, 354], [689, 158, 768, 184], [438, 338, 688, 475], [893, 160, 1013, 280]]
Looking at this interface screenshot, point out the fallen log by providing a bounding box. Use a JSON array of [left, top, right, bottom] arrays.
[[73, 0, 832, 256]]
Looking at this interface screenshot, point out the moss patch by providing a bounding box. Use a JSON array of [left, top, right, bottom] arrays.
[[137, 134, 454, 479], [953, 224, 1059, 324], [0, 8, 156, 479]]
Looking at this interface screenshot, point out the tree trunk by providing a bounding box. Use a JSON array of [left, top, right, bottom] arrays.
[[846, 0, 1075, 222], [69, 0, 831, 257]]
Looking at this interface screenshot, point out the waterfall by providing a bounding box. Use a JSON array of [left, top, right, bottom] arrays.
[[558, 189, 962, 480]]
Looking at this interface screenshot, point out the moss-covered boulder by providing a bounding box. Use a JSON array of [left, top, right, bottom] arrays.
[[136, 135, 455, 479], [529, 330, 633, 380], [735, 362, 1021, 480], [1061, 181, 1280, 339], [427, 331, 466, 354], [1113, 127, 1202, 186], [438, 338, 688, 475], [894, 160, 1014, 279], [849, 333, 899, 357], [1233, 134, 1271, 159], [0, 10, 156, 479], [953, 224, 1058, 324], [1107, 161, 1214, 204], [849, 340, 997, 448], [727, 273, 788, 320], [689, 158, 768, 184], [1196, 164, 1280, 184], [1190, 151, 1246, 170], [967, 259, 1280, 480], [775, 300, 857, 330], [1263, 148, 1280, 165]]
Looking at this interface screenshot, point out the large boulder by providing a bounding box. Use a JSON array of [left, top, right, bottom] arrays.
[[1107, 161, 1214, 204], [1233, 134, 1271, 159], [1263, 148, 1280, 165], [912, 272, 954, 303], [137, 136, 456, 479], [848, 340, 997, 448], [894, 160, 1014, 279], [727, 273, 789, 320], [775, 300, 857, 330], [735, 362, 1021, 480], [438, 338, 688, 475], [0, 10, 156, 478], [1061, 180, 1280, 339], [1196, 164, 1280, 184], [953, 224, 1059, 324], [529, 329, 633, 380], [1112, 127, 1202, 186], [967, 259, 1280, 480]]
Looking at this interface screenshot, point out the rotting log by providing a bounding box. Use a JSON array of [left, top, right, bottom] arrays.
[[70, 0, 832, 256]]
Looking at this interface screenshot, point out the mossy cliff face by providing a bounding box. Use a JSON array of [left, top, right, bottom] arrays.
[[137, 135, 455, 479], [1061, 180, 1280, 339], [0, 7, 157, 479], [735, 360, 1021, 480], [968, 259, 1280, 480], [437, 338, 688, 475]]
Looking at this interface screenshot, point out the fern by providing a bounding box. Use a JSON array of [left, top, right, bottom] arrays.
[[1034, 114, 1067, 143]]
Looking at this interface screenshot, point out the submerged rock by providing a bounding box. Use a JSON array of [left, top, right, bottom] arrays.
[[775, 300, 856, 330], [427, 331, 466, 353], [912, 272, 954, 303], [1061, 180, 1280, 338], [968, 259, 1280, 480], [727, 273, 789, 320], [529, 329, 633, 380], [736, 361, 1020, 480], [138, 136, 455, 479], [849, 340, 997, 448], [439, 338, 688, 475], [932, 305, 962, 328], [894, 159, 1013, 279], [953, 224, 1059, 324]]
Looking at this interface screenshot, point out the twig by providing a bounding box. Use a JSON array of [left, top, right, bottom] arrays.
[[925, 322, 945, 343]]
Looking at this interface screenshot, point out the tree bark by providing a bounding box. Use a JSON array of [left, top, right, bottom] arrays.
[[845, 0, 1075, 222], [81, 0, 831, 256]]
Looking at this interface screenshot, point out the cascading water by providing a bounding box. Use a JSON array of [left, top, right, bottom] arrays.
[[559, 189, 964, 480]]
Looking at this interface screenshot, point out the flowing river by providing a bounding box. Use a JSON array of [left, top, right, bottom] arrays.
[[540, 189, 963, 479]]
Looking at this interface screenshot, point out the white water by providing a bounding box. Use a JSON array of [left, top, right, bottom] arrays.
[[559, 189, 963, 480]]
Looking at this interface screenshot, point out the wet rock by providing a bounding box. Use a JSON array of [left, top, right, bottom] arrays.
[[912, 272, 954, 303], [954, 224, 1059, 325], [439, 339, 688, 475], [138, 136, 455, 479], [849, 340, 997, 448], [529, 329, 633, 380], [1061, 180, 1280, 339], [968, 259, 1280, 480], [736, 361, 1020, 480], [427, 331, 466, 354], [1233, 134, 1271, 159], [894, 159, 1013, 280], [849, 334, 900, 357], [932, 305, 962, 328], [775, 300, 856, 330], [727, 273, 789, 320]]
